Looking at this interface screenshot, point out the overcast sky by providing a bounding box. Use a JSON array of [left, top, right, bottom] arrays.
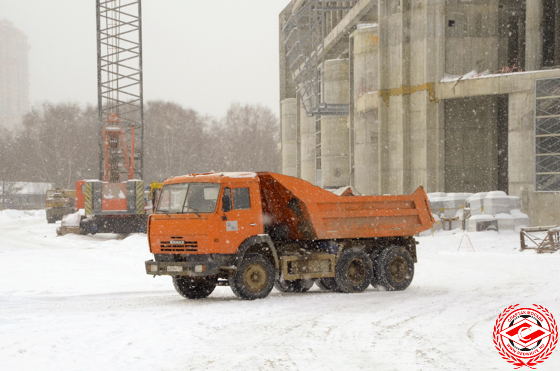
[[0, 0, 290, 118]]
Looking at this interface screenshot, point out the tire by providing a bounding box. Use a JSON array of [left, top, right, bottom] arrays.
[[370, 249, 383, 288], [229, 253, 275, 300], [373, 246, 414, 291], [315, 277, 339, 291], [274, 278, 314, 293], [173, 276, 216, 299], [334, 248, 373, 293]]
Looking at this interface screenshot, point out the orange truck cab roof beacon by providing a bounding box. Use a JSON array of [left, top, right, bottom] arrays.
[[146, 172, 434, 300]]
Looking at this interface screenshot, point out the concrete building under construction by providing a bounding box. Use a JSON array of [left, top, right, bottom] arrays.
[[279, 0, 560, 225], [0, 19, 30, 131]]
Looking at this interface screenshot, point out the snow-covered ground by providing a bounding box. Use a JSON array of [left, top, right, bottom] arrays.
[[1, 210, 559, 370]]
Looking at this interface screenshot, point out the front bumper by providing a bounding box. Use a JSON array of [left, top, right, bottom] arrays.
[[145, 259, 220, 277]]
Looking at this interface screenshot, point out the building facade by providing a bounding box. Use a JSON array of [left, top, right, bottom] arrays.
[[0, 19, 30, 131], [279, 0, 560, 225]]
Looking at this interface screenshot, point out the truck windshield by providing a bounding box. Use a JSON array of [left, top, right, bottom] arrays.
[[156, 183, 220, 214]]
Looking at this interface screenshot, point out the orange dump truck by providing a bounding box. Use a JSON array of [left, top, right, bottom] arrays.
[[145, 172, 434, 300]]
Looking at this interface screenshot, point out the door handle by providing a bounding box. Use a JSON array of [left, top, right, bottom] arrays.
[[250, 223, 257, 226]]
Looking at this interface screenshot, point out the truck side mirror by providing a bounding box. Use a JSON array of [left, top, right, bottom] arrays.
[[222, 188, 232, 213]]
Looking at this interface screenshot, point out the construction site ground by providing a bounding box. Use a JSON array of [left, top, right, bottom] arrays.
[[1, 209, 559, 370]]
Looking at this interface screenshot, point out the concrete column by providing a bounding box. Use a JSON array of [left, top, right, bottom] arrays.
[[321, 59, 350, 189], [378, 1, 409, 195], [352, 25, 379, 195], [300, 103, 316, 184], [444, 1, 499, 75], [378, 1, 390, 194], [425, 0, 446, 193], [525, 0, 543, 71], [508, 92, 536, 221], [281, 98, 298, 177]]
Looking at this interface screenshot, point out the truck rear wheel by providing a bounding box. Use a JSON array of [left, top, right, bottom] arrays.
[[373, 246, 414, 291], [274, 278, 314, 293], [173, 276, 216, 299], [335, 248, 373, 293], [230, 253, 275, 300]]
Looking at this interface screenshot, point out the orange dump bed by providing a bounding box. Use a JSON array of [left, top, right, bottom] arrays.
[[257, 173, 434, 240]]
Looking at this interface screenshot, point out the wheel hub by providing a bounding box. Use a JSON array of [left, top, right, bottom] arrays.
[[389, 256, 408, 282], [243, 264, 267, 292], [347, 258, 366, 285]]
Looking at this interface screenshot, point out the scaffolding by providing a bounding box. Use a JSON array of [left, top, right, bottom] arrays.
[[96, 0, 144, 181], [282, 0, 357, 117]]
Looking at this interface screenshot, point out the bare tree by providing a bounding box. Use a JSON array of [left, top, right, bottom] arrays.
[[0, 128, 24, 209], [5, 100, 280, 187], [144, 100, 209, 182], [210, 102, 280, 172], [15, 102, 97, 187]]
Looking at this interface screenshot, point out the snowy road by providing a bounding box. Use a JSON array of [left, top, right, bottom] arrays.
[[1, 210, 560, 370]]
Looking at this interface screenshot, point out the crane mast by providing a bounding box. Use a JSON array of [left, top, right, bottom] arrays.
[[59, 0, 149, 235], [96, 0, 144, 182]]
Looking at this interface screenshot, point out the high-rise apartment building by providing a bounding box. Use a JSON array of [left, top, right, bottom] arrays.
[[0, 19, 30, 131]]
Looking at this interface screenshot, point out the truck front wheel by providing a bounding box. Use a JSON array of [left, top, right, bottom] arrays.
[[230, 254, 275, 300], [373, 246, 414, 291], [335, 248, 373, 293], [173, 276, 216, 299]]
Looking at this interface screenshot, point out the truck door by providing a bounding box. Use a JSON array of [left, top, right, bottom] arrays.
[[219, 183, 263, 254]]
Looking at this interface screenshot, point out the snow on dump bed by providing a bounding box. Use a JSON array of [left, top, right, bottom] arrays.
[[1, 213, 559, 370], [186, 172, 257, 179]]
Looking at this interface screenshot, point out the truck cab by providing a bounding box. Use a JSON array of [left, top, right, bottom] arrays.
[[148, 172, 264, 257]]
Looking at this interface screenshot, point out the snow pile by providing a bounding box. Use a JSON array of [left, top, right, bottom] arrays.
[[61, 211, 82, 227], [0, 209, 45, 221]]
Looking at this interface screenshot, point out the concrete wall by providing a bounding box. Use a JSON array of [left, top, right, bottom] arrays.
[[445, 0, 499, 75], [280, 98, 298, 177], [321, 59, 350, 188], [444, 96, 499, 193]]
